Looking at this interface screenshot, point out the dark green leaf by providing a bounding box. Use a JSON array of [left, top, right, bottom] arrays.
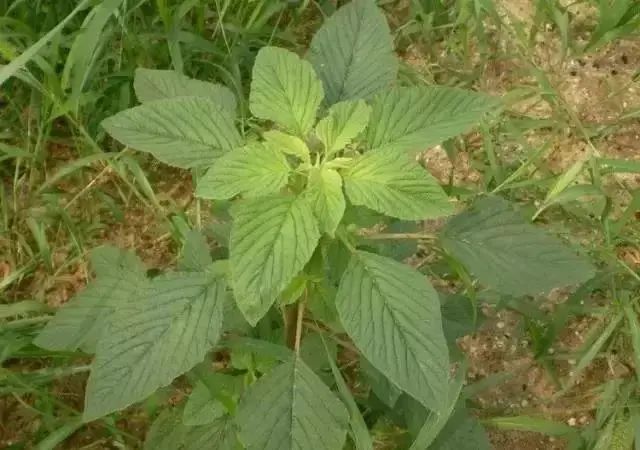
[[236, 356, 349, 450], [440, 196, 595, 296], [308, 0, 397, 104]]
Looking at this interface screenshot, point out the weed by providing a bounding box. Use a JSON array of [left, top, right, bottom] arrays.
[[1, 0, 639, 449]]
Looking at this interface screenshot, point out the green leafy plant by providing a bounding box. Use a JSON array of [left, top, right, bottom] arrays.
[[33, 0, 596, 447]]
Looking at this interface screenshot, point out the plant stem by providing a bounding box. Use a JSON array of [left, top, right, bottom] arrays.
[[285, 291, 307, 353], [294, 299, 306, 355], [285, 304, 298, 350], [4, 315, 52, 329], [304, 321, 359, 354], [360, 232, 438, 240]]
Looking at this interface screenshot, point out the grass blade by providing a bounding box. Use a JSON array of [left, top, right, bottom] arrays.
[[0, 0, 93, 87], [485, 416, 579, 438], [623, 301, 640, 384], [561, 312, 623, 393], [34, 417, 84, 450], [38, 153, 118, 193], [62, 0, 125, 102], [409, 361, 466, 450], [320, 333, 373, 450], [0, 300, 51, 319]]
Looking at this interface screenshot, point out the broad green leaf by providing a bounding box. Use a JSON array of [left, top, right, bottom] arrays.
[[365, 87, 499, 153], [430, 408, 491, 450], [145, 409, 238, 450], [300, 333, 337, 380], [308, 0, 397, 105], [102, 97, 241, 169], [144, 409, 187, 450], [336, 251, 449, 410], [83, 272, 226, 421], [195, 143, 290, 200], [178, 230, 213, 272], [279, 275, 308, 306], [343, 151, 453, 220], [263, 130, 310, 162], [182, 416, 238, 450], [304, 167, 345, 236], [236, 356, 349, 450], [316, 100, 371, 155], [361, 220, 421, 261], [183, 381, 225, 426], [230, 196, 320, 325], [250, 47, 324, 136], [409, 362, 466, 449], [134, 68, 237, 113], [441, 295, 481, 347], [34, 247, 146, 353], [440, 196, 596, 296], [361, 358, 402, 408]]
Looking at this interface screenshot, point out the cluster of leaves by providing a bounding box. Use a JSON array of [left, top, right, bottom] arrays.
[[34, 0, 596, 448]]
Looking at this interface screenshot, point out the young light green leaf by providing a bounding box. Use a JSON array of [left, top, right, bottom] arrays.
[[250, 47, 324, 136], [343, 151, 453, 220], [325, 157, 354, 170], [308, 0, 397, 105], [366, 87, 499, 153], [336, 251, 449, 411], [101, 97, 241, 169], [83, 272, 226, 421], [179, 230, 213, 272], [440, 196, 595, 296], [34, 247, 146, 353], [279, 275, 308, 307], [183, 381, 226, 426], [195, 142, 290, 200], [230, 196, 320, 325], [304, 167, 345, 236], [236, 356, 349, 450], [316, 100, 371, 155], [134, 68, 237, 113], [263, 130, 310, 162]]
